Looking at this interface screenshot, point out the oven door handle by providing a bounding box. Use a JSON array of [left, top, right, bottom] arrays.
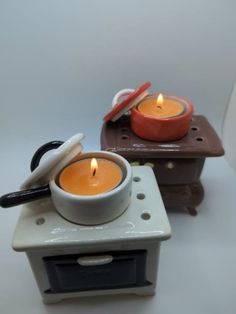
[[77, 255, 114, 266]]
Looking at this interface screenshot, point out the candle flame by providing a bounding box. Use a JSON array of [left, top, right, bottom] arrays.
[[91, 158, 98, 176], [157, 93, 164, 106]]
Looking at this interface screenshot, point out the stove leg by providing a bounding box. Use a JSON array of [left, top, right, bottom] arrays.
[[186, 207, 198, 216], [42, 297, 63, 304], [135, 291, 155, 297]]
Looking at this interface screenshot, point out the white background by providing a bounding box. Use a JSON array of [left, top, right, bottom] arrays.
[[0, 1, 236, 313]]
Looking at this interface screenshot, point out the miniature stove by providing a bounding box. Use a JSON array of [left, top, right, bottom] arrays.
[[101, 115, 224, 215], [12, 166, 171, 304]]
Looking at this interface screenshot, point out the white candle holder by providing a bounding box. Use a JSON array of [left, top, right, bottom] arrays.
[[51, 151, 132, 225]]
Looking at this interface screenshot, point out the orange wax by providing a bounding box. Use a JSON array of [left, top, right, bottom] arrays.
[[138, 96, 185, 119], [59, 158, 123, 196]]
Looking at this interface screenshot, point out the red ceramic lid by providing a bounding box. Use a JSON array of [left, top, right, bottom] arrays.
[[103, 82, 151, 123]]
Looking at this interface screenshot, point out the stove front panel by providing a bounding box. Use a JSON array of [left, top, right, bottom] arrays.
[[43, 250, 150, 293], [127, 157, 205, 185]]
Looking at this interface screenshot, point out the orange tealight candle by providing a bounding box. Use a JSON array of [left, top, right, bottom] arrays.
[[138, 93, 185, 119], [59, 158, 123, 196]]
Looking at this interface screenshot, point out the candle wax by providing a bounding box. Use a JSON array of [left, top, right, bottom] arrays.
[[138, 97, 185, 119], [59, 158, 123, 196]]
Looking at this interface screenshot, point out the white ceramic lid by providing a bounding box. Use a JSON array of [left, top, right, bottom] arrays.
[[21, 133, 84, 189]]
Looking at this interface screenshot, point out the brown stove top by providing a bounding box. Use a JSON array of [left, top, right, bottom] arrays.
[[101, 115, 224, 158]]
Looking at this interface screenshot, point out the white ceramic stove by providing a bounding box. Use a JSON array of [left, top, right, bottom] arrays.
[[12, 166, 171, 304]]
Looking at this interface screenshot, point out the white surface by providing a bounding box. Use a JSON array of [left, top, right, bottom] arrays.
[[223, 80, 236, 171], [1, 0, 236, 137], [0, 0, 236, 313]]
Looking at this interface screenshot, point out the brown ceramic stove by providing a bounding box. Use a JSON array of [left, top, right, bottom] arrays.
[[101, 115, 224, 216]]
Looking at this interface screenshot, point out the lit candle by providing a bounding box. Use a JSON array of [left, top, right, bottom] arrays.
[[59, 158, 123, 196], [131, 92, 193, 141], [138, 93, 186, 119]]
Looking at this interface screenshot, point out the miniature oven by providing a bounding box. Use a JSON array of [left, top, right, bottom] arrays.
[[101, 115, 224, 215], [12, 166, 171, 304]]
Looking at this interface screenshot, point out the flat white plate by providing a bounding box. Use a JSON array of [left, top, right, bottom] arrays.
[[21, 133, 84, 189]]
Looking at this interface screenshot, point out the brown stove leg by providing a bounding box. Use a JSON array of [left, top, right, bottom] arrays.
[[159, 181, 204, 216], [186, 207, 198, 216]]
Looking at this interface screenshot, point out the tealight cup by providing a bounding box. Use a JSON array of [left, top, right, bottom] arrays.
[[131, 94, 193, 141], [51, 151, 132, 225]]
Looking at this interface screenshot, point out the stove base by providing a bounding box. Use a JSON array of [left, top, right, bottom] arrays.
[[42, 285, 156, 304], [12, 166, 171, 303], [159, 181, 204, 216]]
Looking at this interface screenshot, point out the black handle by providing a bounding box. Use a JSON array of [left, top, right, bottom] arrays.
[[0, 185, 51, 208], [0, 140, 64, 208], [30, 140, 64, 171]]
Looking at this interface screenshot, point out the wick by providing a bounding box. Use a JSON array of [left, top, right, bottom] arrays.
[[92, 168, 96, 177], [157, 105, 162, 110]]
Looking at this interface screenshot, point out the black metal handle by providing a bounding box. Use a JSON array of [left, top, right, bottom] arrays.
[[0, 185, 51, 208]]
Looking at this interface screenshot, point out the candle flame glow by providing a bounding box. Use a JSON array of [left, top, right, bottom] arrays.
[[91, 158, 98, 176], [157, 93, 164, 106]]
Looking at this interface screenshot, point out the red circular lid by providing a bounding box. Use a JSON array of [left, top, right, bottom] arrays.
[[103, 82, 151, 123]]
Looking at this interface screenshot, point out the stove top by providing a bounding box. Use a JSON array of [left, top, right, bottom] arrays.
[[12, 166, 171, 252], [101, 115, 224, 158]]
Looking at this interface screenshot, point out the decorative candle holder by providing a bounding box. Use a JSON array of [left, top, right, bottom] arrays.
[[1, 133, 171, 303], [131, 94, 193, 141], [12, 166, 171, 303], [101, 115, 224, 215]]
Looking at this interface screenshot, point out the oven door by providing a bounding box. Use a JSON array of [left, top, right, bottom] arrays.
[[43, 250, 150, 293]]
